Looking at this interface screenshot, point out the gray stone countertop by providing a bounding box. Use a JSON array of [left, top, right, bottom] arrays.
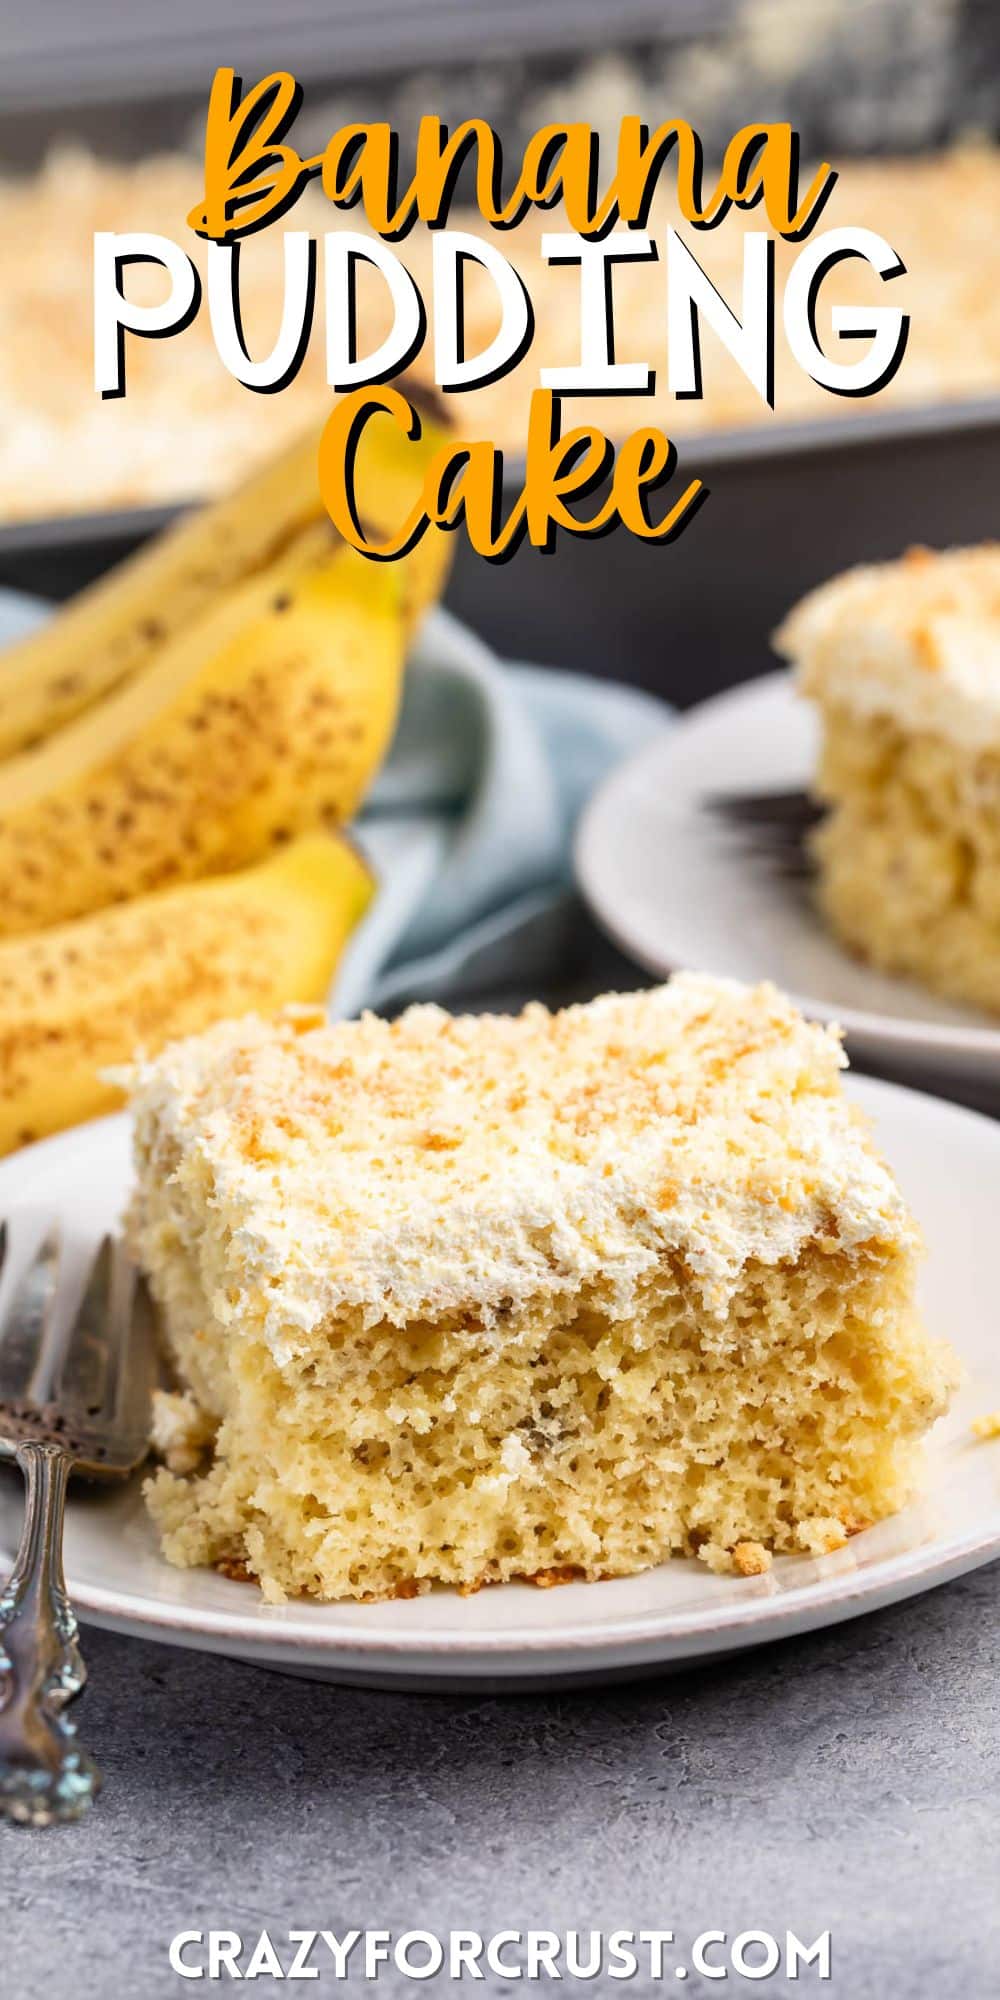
[[3, 1561, 998, 1999]]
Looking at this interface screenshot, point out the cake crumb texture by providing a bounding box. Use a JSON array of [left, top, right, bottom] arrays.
[[971, 1411, 1000, 1441], [127, 977, 957, 1601], [779, 545, 1000, 1013]]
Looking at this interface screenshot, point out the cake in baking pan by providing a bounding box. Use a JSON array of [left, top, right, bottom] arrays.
[[3, 147, 999, 522], [778, 544, 1000, 1015], [127, 979, 956, 1602]]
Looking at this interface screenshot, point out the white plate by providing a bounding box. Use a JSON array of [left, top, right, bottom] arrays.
[[577, 671, 1000, 1093], [1, 1091, 998, 1689]]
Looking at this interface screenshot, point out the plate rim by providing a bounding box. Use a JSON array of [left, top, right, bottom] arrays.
[[1, 1078, 999, 1672], [576, 669, 1000, 1067], [23, 1502, 999, 1664], [22, 1532, 999, 1678]]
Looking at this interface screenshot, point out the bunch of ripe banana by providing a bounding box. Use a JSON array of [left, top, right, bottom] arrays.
[[0, 403, 453, 1153]]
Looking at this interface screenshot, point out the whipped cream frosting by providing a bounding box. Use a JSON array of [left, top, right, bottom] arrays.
[[127, 977, 916, 1355], [776, 544, 1000, 753]]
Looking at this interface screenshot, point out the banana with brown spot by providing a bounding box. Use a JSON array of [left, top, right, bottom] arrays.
[[0, 830, 373, 1154], [0, 395, 452, 759], [0, 542, 402, 937]]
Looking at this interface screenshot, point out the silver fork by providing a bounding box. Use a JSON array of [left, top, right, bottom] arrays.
[[0, 1221, 155, 1827]]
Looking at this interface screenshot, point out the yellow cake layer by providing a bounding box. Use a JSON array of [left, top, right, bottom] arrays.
[[812, 708, 1000, 1013]]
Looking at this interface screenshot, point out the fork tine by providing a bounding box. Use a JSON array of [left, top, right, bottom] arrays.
[[708, 822, 812, 851], [52, 1235, 115, 1419], [704, 833, 816, 866], [0, 1223, 61, 1406], [0, 1223, 154, 1479], [768, 858, 816, 882], [113, 1264, 157, 1443], [699, 825, 817, 882], [703, 786, 824, 829]]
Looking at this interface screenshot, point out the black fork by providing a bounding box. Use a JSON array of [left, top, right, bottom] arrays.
[[700, 786, 825, 880]]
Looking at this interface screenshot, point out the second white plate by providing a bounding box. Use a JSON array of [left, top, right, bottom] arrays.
[[577, 671, 1000, 1092]]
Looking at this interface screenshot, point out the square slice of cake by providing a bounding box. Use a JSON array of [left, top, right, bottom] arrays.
[[127, 977, 956, 1602], [776, 543, 1000, 1014]]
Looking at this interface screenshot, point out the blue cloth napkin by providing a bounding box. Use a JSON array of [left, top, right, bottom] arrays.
[[0, 589, 670, 1014]]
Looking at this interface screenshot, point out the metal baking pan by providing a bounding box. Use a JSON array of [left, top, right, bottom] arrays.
[[2, 395, 998, 706], [447, 395, 1000, 703]]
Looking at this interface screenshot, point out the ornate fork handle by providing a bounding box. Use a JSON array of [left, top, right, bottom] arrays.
[[0, 1440, 100, 1825]]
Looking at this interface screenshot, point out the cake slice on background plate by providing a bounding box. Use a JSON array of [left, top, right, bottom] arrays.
[[126, 977, 957, 1603], [776, 543, 1000, 1015]]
